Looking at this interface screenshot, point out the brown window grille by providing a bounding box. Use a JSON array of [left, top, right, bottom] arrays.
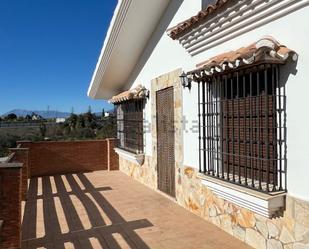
[[198, 64, 287, 193], [116, 100, 144, 154]]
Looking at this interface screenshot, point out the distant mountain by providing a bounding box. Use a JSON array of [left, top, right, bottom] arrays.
[[2, 109, 71, 119]]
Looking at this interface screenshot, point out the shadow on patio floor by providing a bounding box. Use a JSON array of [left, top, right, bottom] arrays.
[[21, 172, 153, 249], [21, 170, 252, 249]]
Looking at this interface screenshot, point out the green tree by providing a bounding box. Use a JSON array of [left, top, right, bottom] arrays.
[[97, 116, 116, 139], [6, 113, 17, 121], [73, 127, 95, 139], [77, 115, 85, 129], [39, 122, 47, 138], [64, 113, 78, 131], [84, 111, 96, 129], [0, 134, 21, 156]]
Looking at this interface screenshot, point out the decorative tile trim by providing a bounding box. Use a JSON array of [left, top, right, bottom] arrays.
[[175, 0, 308, 56]]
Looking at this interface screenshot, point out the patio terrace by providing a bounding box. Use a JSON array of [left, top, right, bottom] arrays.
[[21, 170, 251, 249]]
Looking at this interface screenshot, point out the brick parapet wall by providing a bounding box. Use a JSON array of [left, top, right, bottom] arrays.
[[106, 138, 119, 171], [9, 148, 29, 201], [0, 139, 118, 249], [0, 164, 22, 249], [17, 139, 118, 177]]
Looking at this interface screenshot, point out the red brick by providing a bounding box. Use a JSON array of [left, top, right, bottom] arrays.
[[18, 139, 119, 177], [0, 165, 22, 249], [107, 138, 119, 171], [9, 148, 29, 201]]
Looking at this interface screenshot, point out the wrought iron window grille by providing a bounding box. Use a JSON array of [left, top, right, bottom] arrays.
[[194, 64, 287, 193], [116, 99, 145, 155]]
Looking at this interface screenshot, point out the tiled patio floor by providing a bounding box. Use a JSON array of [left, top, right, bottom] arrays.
[[21, 171, 251, 249]]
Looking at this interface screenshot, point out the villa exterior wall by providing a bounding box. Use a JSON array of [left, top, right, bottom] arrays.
[[119, 38, 309, 248], [102, 0, 309, 248], [119, 155, 157, 191], [127, 0, 309, 202]]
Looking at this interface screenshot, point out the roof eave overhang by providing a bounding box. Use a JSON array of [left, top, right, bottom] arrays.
[[88, 0, 170, 100]]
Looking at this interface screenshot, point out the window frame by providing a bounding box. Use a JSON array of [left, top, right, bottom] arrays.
[[197, 63, 287, 193], [116, 99, 145, 155]]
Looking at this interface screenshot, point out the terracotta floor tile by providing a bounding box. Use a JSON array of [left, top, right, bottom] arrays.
[[22, 170, 251, 249]]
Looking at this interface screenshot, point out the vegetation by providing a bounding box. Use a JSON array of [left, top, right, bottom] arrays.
[[0, 109, 116, 157]]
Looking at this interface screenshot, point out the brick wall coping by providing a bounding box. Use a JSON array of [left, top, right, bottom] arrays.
[[0, 157, 9, 163], [17, 139, 113, 144], [2, 152, 16, 163], [0, 163, 23, 168]]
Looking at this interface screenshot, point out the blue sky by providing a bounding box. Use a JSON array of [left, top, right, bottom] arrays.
[[0, 0, 117, 115]]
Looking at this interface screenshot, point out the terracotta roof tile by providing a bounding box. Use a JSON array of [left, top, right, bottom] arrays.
[[109, 85, 149, 104], [168, 0, 230, 40], [190, 37, 298, 77]]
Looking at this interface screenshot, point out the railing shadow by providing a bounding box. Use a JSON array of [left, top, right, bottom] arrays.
[[22, 173, 153, 249]]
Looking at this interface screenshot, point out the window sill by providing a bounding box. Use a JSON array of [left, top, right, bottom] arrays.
[[0, 162, 23, 168], [114, 148, 145, 165], [197, 173, 286, 218]]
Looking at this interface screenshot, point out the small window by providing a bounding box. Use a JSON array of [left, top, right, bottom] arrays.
[[116, 100, 144, 154], [198, 64, 286, 193]]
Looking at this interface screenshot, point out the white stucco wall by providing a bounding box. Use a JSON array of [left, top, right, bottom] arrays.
[[128, 1, 309, 200]]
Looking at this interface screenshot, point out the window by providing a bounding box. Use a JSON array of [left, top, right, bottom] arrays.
[[198, 64, 286, 193], [116, 100, 144, 154]]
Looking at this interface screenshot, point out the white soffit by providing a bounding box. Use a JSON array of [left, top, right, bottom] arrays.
[[88, 0, 171, 99]]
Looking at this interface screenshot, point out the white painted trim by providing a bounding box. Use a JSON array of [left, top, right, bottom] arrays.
[[88, 0, 131, 99], [198, 174, 285, 218], [0, 163, 23, 168], [114, 148, 145, 165], [0, 157, 9, 163], [176, 0, 309, 56], [87, 0, 171, 99], [184, 0, 281, 48]]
